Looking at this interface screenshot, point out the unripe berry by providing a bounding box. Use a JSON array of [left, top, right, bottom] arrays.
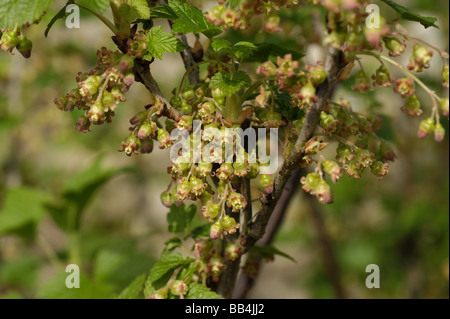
[[177, 180, 191, 201], [322, 160, 342, 183], [169, 280, 188, 297], [212, 88, 225, 105], [222, 215, 237, 233], [260, 174, 274, 193], [181, 101, 192, 115], [246, 163, 260, 179], [345, 160, 362, 179], [138, 122, 156, 139], [442, 65, 449, 88], [297, 82, 317, 107], [189, 176, 205, 197], [372, 65, 392, 87], [352, 70, 370, 93], [418, 117, 435, 139], [196, 161, 213, 178], [355, 148, 374, 168], [233, 162, 248, 177], [227, 192, 247, 212], [202, 203, 220, 222], [129, 110, 148, 126], [177, 115, 193, 130], [319, 112, 337, 133], [157, 128, 172, 149], [182, 87, 196, 102], [441, 98, 449, 117], [309, 65, 327, 86], [336, 143, 354, 163], [401, 95, 422, 117], [0, 30, 19, 52], [434, 122, 445, 142], [123, 72, 135, 86], [118, 54, 134, 72], [300, 172, 321, 193], [160, 191, 173, 207], [208, 255, 224, 281], [198, 101, 215, 118], [210, 221, 223, 239], [170, 96, 182, 109], [225, 242, 241, 261], [216, 163, 233, 180], [371, 161, 389, 180], [102, 91, 116, 109], [383, 37, 406, 57], [16, 36, 32, 58], [315, 180, 334, 204], [119, 134, 141, 156]]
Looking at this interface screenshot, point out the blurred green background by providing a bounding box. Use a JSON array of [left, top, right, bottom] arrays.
[[0, 0, 448, 298]]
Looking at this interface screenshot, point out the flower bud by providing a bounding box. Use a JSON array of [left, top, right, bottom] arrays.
[[176, 180, 191, 201], [260, 174, 274, 193], [227, 192, 247, 212], [442, 65, 449, 88], [222, 215, 239, 234], [16, 36, 32, 58], [401, 95, 422, 117], [118, 54, 134, 72], [202, 203, 220, 222], [383, 37, 406, 57], [160, 191, 173, 208], [170, 280, 188, 297], [352, 70, 370, 93], [441, 98, 449, 117], [225, 242, 241, 261], [216, 163, 233, 180], [87, 101, 105, 124], [322, 160, 342, 183], [208, 255, 224, 281], [157, 128, 172, 149], [372, 65, 392, 87], [308, 64, 327, 86], [189, 176, 205, 197], [138, 122, 157, 139], [210, 221, 223, 239], [434, 122, 445, 142], [371, 161, 389, 180], [418, 117, 435, 139], [119, 134, 141, 156]]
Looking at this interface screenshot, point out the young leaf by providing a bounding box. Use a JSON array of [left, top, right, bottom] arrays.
[[177, 261, 198, 283], [117, 274, 146, 299], [119, 0, 151, 22], [146, 25, 187, 60], [233, 41, 257, 61], [244, 43, 304, 63], [209, 71, 252, 97], [190, 223, 211, 239], [380, 0, 438, 29], [167, 203, 197, 233], [45, 0, 75, 37], [0, 187, 49, 237], [150, 4, 178, 20], [163, 237, 183, 253], [249, 245, 297, 263], [148, 252, 188, 283], [168, 0, 222, 38], [185, 283, 222, 299], [211, 38, 232, 53], [77, 0, 112, 13], [0, 0, 55, 30]]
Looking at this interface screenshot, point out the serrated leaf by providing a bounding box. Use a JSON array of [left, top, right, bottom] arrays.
[[380, 0, 438, 29], [150, 4, 178, 20], [45, 0, 75, 37], [117, 274, 146, 299], [249, 245, 296, 263], [0, 0, 55, 29], [148, 252, 188, 283], [0, 187, 49, 237], [211, 38, 232, 53], [167, 203, 197, 233], [209, 71, 252, 97], [185, 283, 222, 299], [233, 41, 257, 61], [119, 0, 150, 22], [177, 262, 198, 283], [146, 25, 187, 60], [168, 0, 222, 38], [77, 0, 112, 13], [163, 237, 182, 253]]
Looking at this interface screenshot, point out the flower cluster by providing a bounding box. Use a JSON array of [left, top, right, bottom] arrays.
[[0, 29, 32, 58], [54, 47, 135, 133]]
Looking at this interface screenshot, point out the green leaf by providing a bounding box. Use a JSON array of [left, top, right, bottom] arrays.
[[45, 0, 75, 37], [47, 156, 135, 231], [168, 0, 222, 38], [211, 38, 232, 53], [167, 203, 197, 233], [0, 0, 55, 29], [148, 252, 188, 283], [38, 271, 110, 299], [163, 237, 182, 253], [209, 71, 252, 97], [117, 274, 146, 299], [0, 187, 49, 237], [150, 4, 178, 20], [190, 223, 211, 239], [119, 0, 150, 22], [146, 25, 187, 60], [380, 0, 438, 28], [233, 41, 257, 61], [185, 283, 222, 299], [177, 261, 198, 283], [77, 0, 112, 13], [249, 245, 297, 263]]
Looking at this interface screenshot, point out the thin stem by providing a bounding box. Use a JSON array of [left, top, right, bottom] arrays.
[[37, 235, 64, 269], [76, 2, 119, 35]]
